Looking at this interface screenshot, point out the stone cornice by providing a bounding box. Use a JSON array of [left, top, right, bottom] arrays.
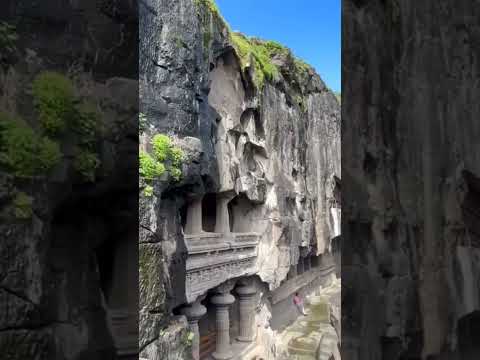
[[184, 232, 260, 303]]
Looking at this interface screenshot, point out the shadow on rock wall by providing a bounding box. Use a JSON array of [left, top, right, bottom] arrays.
[[343, 0, 480, 359], [0, 1, 138, 359]]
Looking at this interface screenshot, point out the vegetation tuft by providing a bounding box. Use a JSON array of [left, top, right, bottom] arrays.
[[32, 72, 76, 135], [139, 112, 147, 133], [0, 113, 61, 178], [230, 32, 313, 91], [73, 149, 101, 182], [194, 0, 222, 21], [32, 71, 102, 181], [13, 192, 33, 219], [139, 119, 185, 196], [0, 21, 18, 66], [194, 0, 230, 57]]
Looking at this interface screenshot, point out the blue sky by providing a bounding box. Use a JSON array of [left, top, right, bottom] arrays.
[[216, 0, 341, 93]]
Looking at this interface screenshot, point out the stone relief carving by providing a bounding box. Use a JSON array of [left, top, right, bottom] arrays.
[[184, 232, 260, 303]]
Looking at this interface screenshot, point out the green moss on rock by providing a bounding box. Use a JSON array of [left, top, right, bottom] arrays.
[[194, 0, 227, 27], [73, 149, 100, 182], [194, 0, 230, 57], [195, 0, 315, 93], [231, 33, 281, 89], [139, 131, 185, 196], [230, 32, 314, 91], [140, 150, 165, 181], [0, 21, 18, 66], [74, 101, 101, 146], [31, 71, 103, 181], [0, 113, 62, 178], [139, 244, 166, 311], [32, 71, 75, 135], [13, 191, 33, 219]]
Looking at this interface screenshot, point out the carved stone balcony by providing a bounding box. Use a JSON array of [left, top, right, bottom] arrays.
[[184, 232, 260, 303]]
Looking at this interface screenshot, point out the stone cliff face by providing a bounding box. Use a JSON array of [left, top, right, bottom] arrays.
[[139, 0, 340, 358], [0, 1, 138, 359], [343, 0, 480, 359]]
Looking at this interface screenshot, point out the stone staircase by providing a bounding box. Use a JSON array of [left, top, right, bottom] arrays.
[[281, 279, 341, 360]]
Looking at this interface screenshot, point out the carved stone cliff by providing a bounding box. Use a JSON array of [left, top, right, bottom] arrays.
[[139, 0, 340, 358]]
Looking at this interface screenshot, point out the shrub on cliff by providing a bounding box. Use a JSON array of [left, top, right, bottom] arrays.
[[32, 71, 76, 135], [0, 21, 18, 67], [32, 71, 102, 181], [0, 113, 61, 178], [139, 131, 185, 196]]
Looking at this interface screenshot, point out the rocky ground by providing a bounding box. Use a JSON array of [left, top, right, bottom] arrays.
[[277, 277, 340, 360]]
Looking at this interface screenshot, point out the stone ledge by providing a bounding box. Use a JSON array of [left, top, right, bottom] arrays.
[[185, 232, 260, 254], [270, 265, 336, 305], [184, 232, 260, 303]]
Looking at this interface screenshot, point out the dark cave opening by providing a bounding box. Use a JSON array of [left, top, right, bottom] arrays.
[[461, 170, 480, 247], [180, 202, 188, 232], [202, 193, 217, 232], [457, 311, 480, 359]]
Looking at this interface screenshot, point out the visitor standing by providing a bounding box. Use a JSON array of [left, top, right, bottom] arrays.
[[293, 292, 307, 315]]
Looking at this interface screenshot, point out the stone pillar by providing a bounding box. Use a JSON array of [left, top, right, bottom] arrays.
[[289, 264, 298, 278], [215, 194, 234, 234], [185, 196, 203, 234], [305, 256, 311, 272], [297, 257, 305, 275], [180, 301, 207, 360], [211, 292, 235, 360], [331, 207, 341, 237], [236, 283, 257, 342]]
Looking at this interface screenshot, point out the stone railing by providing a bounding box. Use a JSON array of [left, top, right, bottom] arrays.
[[184, 232, 260, 303]]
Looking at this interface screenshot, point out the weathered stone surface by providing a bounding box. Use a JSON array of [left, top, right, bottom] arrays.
[[343, 0, 480, 358], [140, 316, 192, 360], [0, 2, 138, 358]]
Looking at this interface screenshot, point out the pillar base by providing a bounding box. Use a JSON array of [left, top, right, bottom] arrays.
[[236, 335, 255, 343], [212, 350, 234, 360], [180, 301, 207, 360]]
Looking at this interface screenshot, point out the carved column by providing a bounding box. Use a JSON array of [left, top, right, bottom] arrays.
[[331, 206, 341, 237], [236, 283, 257, 342], [180, 301, 207, 360], [185, 196, 203, 234], [215, 194, 233, 234], [305, 256, 311, 272], [211, 292, 235, 360], [297, 257, 305, 275], [289, 264, 298, 278]]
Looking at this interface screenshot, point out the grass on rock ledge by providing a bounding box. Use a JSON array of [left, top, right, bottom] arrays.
[[231, 32, 313, 90], [194, 0, 314, 91]]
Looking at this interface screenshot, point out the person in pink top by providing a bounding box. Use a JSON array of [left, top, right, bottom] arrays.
[[293, 292, 307, 315]]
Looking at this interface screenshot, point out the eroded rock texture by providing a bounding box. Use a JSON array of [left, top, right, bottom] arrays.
[[0, 1, 138, 359], [343, 0, 480, 359], [139, 0, 340, 358]]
